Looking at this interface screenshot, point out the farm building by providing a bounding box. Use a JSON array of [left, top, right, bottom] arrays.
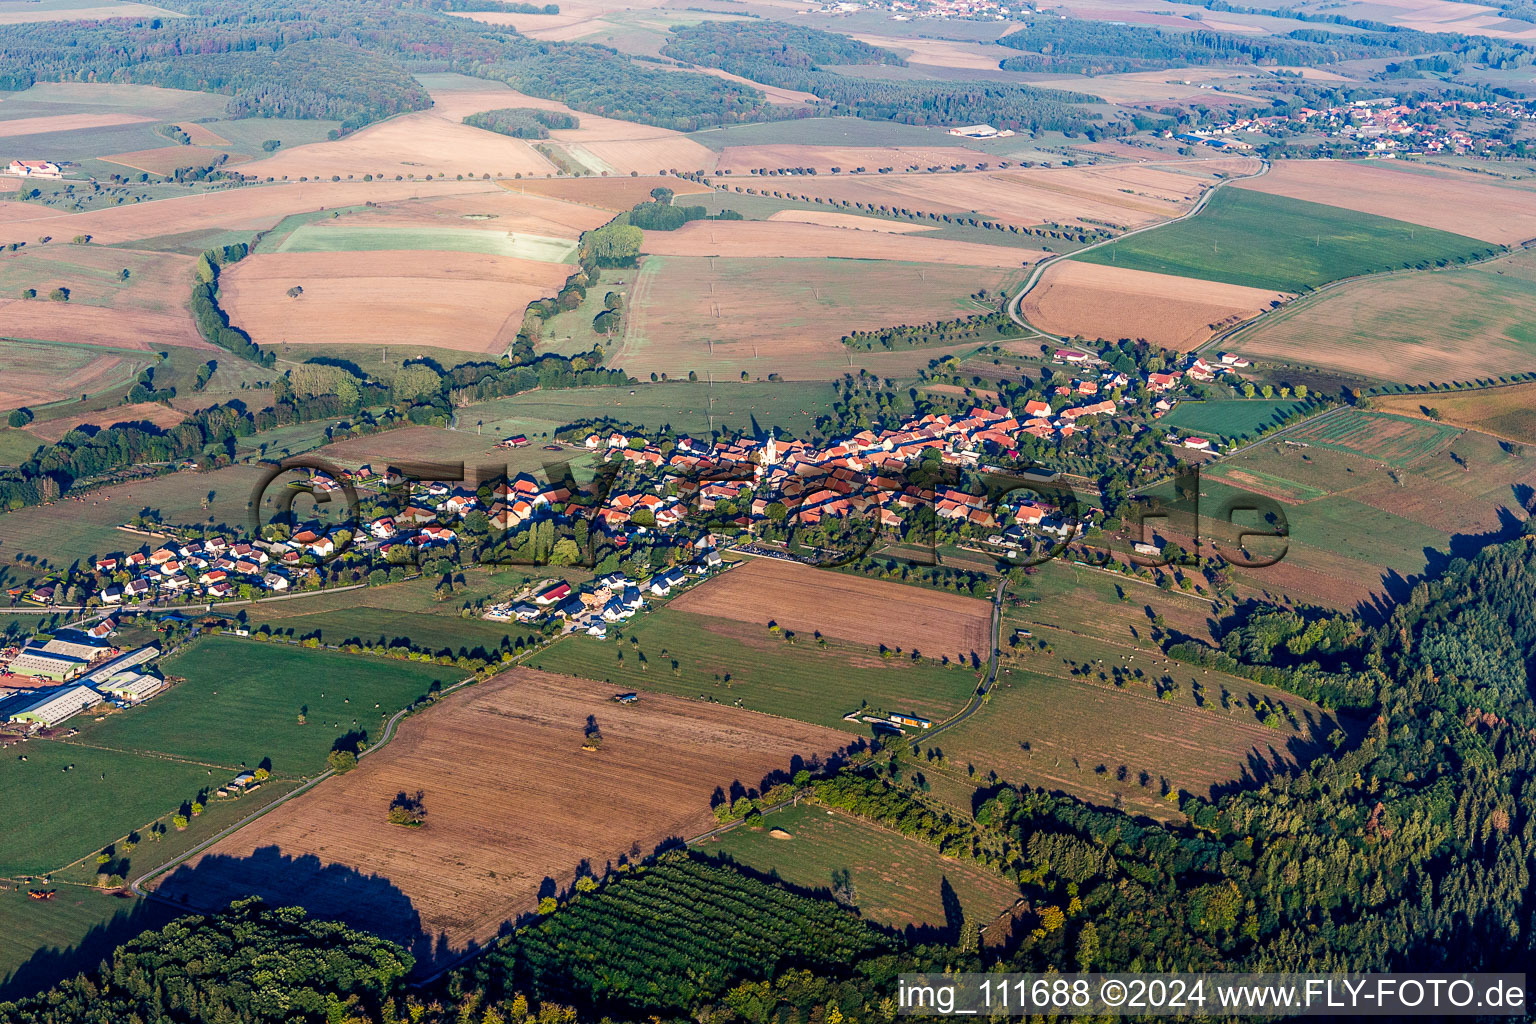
[[5, 648, 86, 682], [888, 712, 932, 730], [6, 159, 62, 178], [94, 671, 165, 704], [7, 684, 103, 727], [39, 632, 112, 661], [81, 644, 160, 684]]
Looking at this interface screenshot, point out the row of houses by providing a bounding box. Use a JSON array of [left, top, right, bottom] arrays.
[[482, 545, 722, 636], [574, 351, 1230, 544], [94, 536, 297, 604]]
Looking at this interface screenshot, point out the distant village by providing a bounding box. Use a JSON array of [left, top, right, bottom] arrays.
[[1178, 96, 1536, 157]]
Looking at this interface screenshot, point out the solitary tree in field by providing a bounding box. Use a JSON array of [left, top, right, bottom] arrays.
[[386, 790, 428, 827]]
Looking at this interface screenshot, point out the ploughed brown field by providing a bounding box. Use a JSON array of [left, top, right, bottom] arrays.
[[219, 249, 573, 353], [669, 557, 993, 663], [639, 220, 1037, 267], [0, 302, 211, 351], [1234, 159, 1536, 245], [156, 668, 848, 969], [1023, 260, 1288, 349]]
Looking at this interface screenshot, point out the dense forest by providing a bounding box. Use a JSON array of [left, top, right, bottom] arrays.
[[995, 18, 1452, 75], [463, 106, 579, 139], [5, 537, 1536, 1024], [0, 898, 412, 1024], [662, 21, 1104, 133], [0, 0, 780, 135]]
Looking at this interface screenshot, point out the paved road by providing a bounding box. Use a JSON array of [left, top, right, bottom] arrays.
[[923, 577, 1008, 740], [1006, 158, 1271, 341]]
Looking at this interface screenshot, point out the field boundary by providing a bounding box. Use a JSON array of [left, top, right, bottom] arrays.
[[1196, 242, 1534, 368], [1006, 159, 1270, 342]]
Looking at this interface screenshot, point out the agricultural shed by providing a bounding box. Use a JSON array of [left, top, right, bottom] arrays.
[[7, 684, 103, 727]]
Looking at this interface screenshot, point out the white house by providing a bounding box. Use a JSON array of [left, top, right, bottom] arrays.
[[7, 160, 62, 179]]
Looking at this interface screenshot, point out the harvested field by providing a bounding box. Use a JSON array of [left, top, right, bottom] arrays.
[[101, 145, 238, 175], [0, 243, 197, 310], [1375, 383, 1536, 444], [639, 220, 1036, 267], [1285, 410, 1461, 467], [713, 144, 995, 176], [941, 640, 1344, 819], [28, 401, 186, 442], [1229, 249, 1536, 384], [0, 1, 177, 23], [1021, 260, 1287, 349], [273, 223, 576, 262], [0, 338, 141, 411], [767, 209, 936, 233], [220, 249, 572, 354], [430, 80, 718, 175], [0, 112, 155, 138], [175, 122, 229, 146], [669, 558, 992, 663], [0, 178, 502, 247], [499, 174, 712, 212], [0, 302, 210, 351], [251, 111, 554, 180], [616, 255, 1024, 381], [1236, 159, 1536, 245], [717, 158, 1253, 232], [850, 33, 1014, 71], [303, 189, 609, 242], [707, 803, 1021, 931], [156, 668, 849, 968]]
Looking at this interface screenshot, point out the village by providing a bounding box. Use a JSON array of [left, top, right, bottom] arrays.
[[5, 346, 1247, 655], [1178, 95, 1536, 157]]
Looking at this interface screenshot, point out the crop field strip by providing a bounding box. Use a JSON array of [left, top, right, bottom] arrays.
[[616, 255, 1025, 382], [1375, 383, 1536, 445], [1074, 188, 1499, 292], [529, 605, 982, 731], [667, 557, 993, 665]]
